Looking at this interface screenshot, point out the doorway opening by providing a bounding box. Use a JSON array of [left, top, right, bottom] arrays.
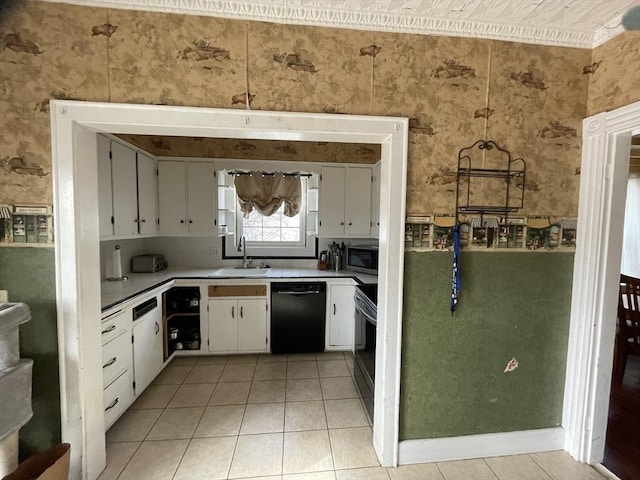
[[603, 143, 640, 478], [563, 101, 640, 468], [50, 101, 408, 479]]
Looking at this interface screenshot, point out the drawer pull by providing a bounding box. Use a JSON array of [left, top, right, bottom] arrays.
[[101, 325, 116, 335], [103, 357, 117, 368], [240, 306, 243, 318], [232, 306, 235, 318], [105, 397, 119, 411]]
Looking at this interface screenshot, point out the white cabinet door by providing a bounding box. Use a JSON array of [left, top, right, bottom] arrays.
[[111, 142, 139, 236], [187, 162, 216, 234], [137, 153, 157, 235], [345, 167, 372, 236], [237, 299, 268, 352], [132, 303, 163, 395], [158, 161, 187, 235], [370, 162, 381, 238], [327, 284, 355, 349], [319, 166, 346, 236], [97, 135, 114, 237], [208, 299, 238, 352]]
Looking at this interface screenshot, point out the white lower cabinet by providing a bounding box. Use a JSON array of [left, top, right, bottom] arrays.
[[132, 295, 164, 395], [326, 282, 355, 351], [103, 370, 133, 429], [102, 291, 165, 430], [101, 308, 133, 430], [208, 285, 268, 354]]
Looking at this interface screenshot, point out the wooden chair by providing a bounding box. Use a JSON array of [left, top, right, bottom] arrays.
[[614, 274, 640, 383]]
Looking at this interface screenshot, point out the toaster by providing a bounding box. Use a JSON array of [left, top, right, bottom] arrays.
[[131, 254, 168, 273]]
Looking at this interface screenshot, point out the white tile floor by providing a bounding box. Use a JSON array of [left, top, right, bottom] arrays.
[[99, 352, 606, 480]]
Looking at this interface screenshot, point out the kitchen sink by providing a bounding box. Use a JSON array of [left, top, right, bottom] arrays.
[[210, 268, 271, 277]]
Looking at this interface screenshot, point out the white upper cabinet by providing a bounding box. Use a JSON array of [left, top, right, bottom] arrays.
[[136, 152, 157, 235], [97, 136, 159, 238], [345, 167, 372, 236], [111, 142, 139, 236], [370, 162, 381, 238], [319, 165, 372, 237], [158, 160, 216, 235], [158, 161, 186, 235], [187, 162, 216, 234], [319, 166, 346, 237], [97, 135, 114, 237]]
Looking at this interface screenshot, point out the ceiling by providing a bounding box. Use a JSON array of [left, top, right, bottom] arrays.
[[44, 0, 640, 48]]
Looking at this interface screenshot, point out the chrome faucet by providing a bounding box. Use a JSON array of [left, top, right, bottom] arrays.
[[237, 235, 249, 268]]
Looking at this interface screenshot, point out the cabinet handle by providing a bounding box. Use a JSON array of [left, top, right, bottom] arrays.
[[101, 325, 116, 335], [134, 218, 139, 223], [105, 397, 119, 411], [180, 219, 185, 224], [240, 306, 243, 318], [232, 306, 235, 318], [103, 357, 117, 368], [189, 220, 193, 224], [348, 222, 352, 226], [141, 219, 146, 223], [155, 322, 160, 334], [340, 222, 344, 226], [333, 303, 336, 315]]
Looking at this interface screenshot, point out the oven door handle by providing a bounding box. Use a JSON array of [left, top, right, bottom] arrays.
[[275, 290, 321, 295], [357, 307, 377, 326]]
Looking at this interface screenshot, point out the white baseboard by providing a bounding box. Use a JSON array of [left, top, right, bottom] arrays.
[[594, 464, 621, 480], [398, 427, 565, 464]]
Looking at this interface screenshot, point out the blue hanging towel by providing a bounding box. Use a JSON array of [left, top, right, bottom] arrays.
[[451, 223, 461, 314]]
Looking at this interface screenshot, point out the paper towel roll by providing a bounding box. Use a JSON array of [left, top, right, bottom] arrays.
[[112, 245, 122, 279]]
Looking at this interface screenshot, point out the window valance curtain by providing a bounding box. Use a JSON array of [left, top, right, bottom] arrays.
[[234, 172, 302, 218]]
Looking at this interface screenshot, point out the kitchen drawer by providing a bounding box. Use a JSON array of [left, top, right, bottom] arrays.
[[102, 331, 132, 388], [101, 309, 129, 345], [208, 285, 266, 297], [103, 370, 132, 430]]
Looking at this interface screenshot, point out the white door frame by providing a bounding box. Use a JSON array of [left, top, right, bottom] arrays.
[[563, 100, 639, 464], [50, 101, 408, 480]]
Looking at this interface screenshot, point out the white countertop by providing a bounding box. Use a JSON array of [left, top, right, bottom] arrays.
[[101, 267, 377, 310]]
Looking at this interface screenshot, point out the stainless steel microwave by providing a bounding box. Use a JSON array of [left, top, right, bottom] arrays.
[[345, 245, 378, 275]]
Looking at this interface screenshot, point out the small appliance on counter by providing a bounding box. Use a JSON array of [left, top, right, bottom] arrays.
[[346, 245, 378, 275], [131, 254, 168, 273]]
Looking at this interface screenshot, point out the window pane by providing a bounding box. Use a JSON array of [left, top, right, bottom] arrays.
[[281, 228, 300, 241], [243, 228, 263, 242], [262, 213, 281, 227], [239, 191, 306, 246], [262, 228, 281, 241], [281, 214, 299, 227]]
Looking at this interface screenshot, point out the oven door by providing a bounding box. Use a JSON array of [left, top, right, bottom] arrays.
[[354, 298, 376, 420]]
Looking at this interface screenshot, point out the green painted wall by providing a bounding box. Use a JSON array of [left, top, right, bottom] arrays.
[[0, 248, 60, 459], [400, 251, 574, 440]]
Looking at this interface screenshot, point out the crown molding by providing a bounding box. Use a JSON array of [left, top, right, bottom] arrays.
[[593, 15, 625, 48], [40, 0, 603, 49]]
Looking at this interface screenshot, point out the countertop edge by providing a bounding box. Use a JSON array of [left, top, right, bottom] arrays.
[[101, 269, 377, 312]]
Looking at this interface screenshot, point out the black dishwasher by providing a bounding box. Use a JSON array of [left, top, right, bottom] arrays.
[[271, 282, 326, 354]]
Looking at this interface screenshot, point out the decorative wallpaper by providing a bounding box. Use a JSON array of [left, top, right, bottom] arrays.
[[588, 31, 640, 116], [485, 41, 588, 217], [107, 9, 246, 108], [0, 1, 109, 205], [0, 0, 594, 218], [114, 135, 381, 164], [372, 33, 490, 214], [247, 22, 373, 115]]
